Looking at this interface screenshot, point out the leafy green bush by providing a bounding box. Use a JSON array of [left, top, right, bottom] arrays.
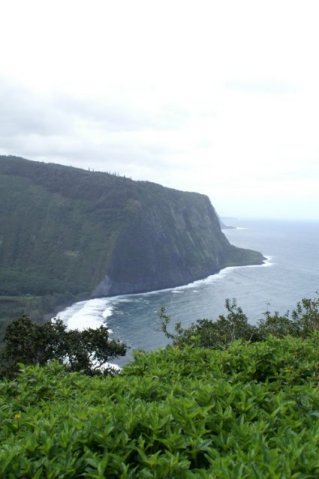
[[161, 300, 259, 349], [1, 299, 319, 476], [162, 297, 319, 349], [1, 335, 319, 477]]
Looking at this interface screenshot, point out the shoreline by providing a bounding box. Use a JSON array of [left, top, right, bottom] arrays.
[[56, 255, 272, 330], [52, 256, 266, 326], [55, 256, 272, 369]]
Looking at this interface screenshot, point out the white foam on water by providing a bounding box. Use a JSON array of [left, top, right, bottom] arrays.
[[263, 256, 273, 267], [56, 257, 272, 331], [56, 298, 114, 331], [54, 298, 122, 371], [163, 257, 272, 293], [102, 306, 113, 319]]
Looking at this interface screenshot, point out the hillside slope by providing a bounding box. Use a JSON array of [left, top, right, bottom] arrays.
[[0, 156, 263, 305]]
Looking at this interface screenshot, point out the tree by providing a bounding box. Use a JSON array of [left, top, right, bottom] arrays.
[[0, 316, 126, 377], [161, 299, 259, 349], [161, 296, 319, 350]]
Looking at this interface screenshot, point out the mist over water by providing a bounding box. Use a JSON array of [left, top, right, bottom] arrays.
[[57, 220, 319, 365]]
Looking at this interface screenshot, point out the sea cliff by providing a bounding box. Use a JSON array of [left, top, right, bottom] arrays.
[[0, 156, 264, 318]]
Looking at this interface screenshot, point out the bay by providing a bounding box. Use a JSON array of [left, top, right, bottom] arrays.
[[57, 219, 319, 365]]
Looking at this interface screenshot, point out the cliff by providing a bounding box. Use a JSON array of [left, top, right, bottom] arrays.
[[0, 156, 264, 302]]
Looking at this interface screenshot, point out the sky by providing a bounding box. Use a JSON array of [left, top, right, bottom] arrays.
[[0, 0, 319, 220]]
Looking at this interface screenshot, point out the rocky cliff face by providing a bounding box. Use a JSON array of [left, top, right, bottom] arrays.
[[0, 156, 264, 300], [94, 183, 263, 296]]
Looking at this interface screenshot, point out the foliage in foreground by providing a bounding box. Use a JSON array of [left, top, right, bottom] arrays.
[[0, 316, 126, 378], [1, 335, 319, 477], [161, 297, 319, 349]]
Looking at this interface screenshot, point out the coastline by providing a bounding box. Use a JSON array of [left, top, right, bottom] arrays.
[[55, 256, 272, 368], [56, 256, 272, 331]]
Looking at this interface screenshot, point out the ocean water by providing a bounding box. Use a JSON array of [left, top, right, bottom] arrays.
[[57, 219, 319, 365]]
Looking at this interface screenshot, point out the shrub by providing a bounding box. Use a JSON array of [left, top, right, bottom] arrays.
[[1, 336, 319, 477], [161, 297, 319, 349]]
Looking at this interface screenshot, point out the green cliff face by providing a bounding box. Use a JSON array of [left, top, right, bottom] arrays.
[[0, 156, 264, 303]]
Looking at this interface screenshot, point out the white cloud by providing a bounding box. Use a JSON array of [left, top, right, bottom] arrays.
[[0, 0, 319, 219]]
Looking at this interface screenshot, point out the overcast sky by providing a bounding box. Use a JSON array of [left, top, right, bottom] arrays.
[[1, 0, 319, 220]]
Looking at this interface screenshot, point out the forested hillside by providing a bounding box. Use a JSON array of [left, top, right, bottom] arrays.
[[0, 156, 263, 327]]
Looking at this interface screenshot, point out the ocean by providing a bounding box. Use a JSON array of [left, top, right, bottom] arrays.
[[57, 219, 319, 365]]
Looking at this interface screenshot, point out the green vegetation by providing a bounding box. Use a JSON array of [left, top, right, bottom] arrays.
[[0, 298, 319, 477], [0, 155, 263, 334], [0, 335, 319, 477], [161, 297, 319, 348], [0, 293, 81, 341], [0, 316, 126, 378]]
